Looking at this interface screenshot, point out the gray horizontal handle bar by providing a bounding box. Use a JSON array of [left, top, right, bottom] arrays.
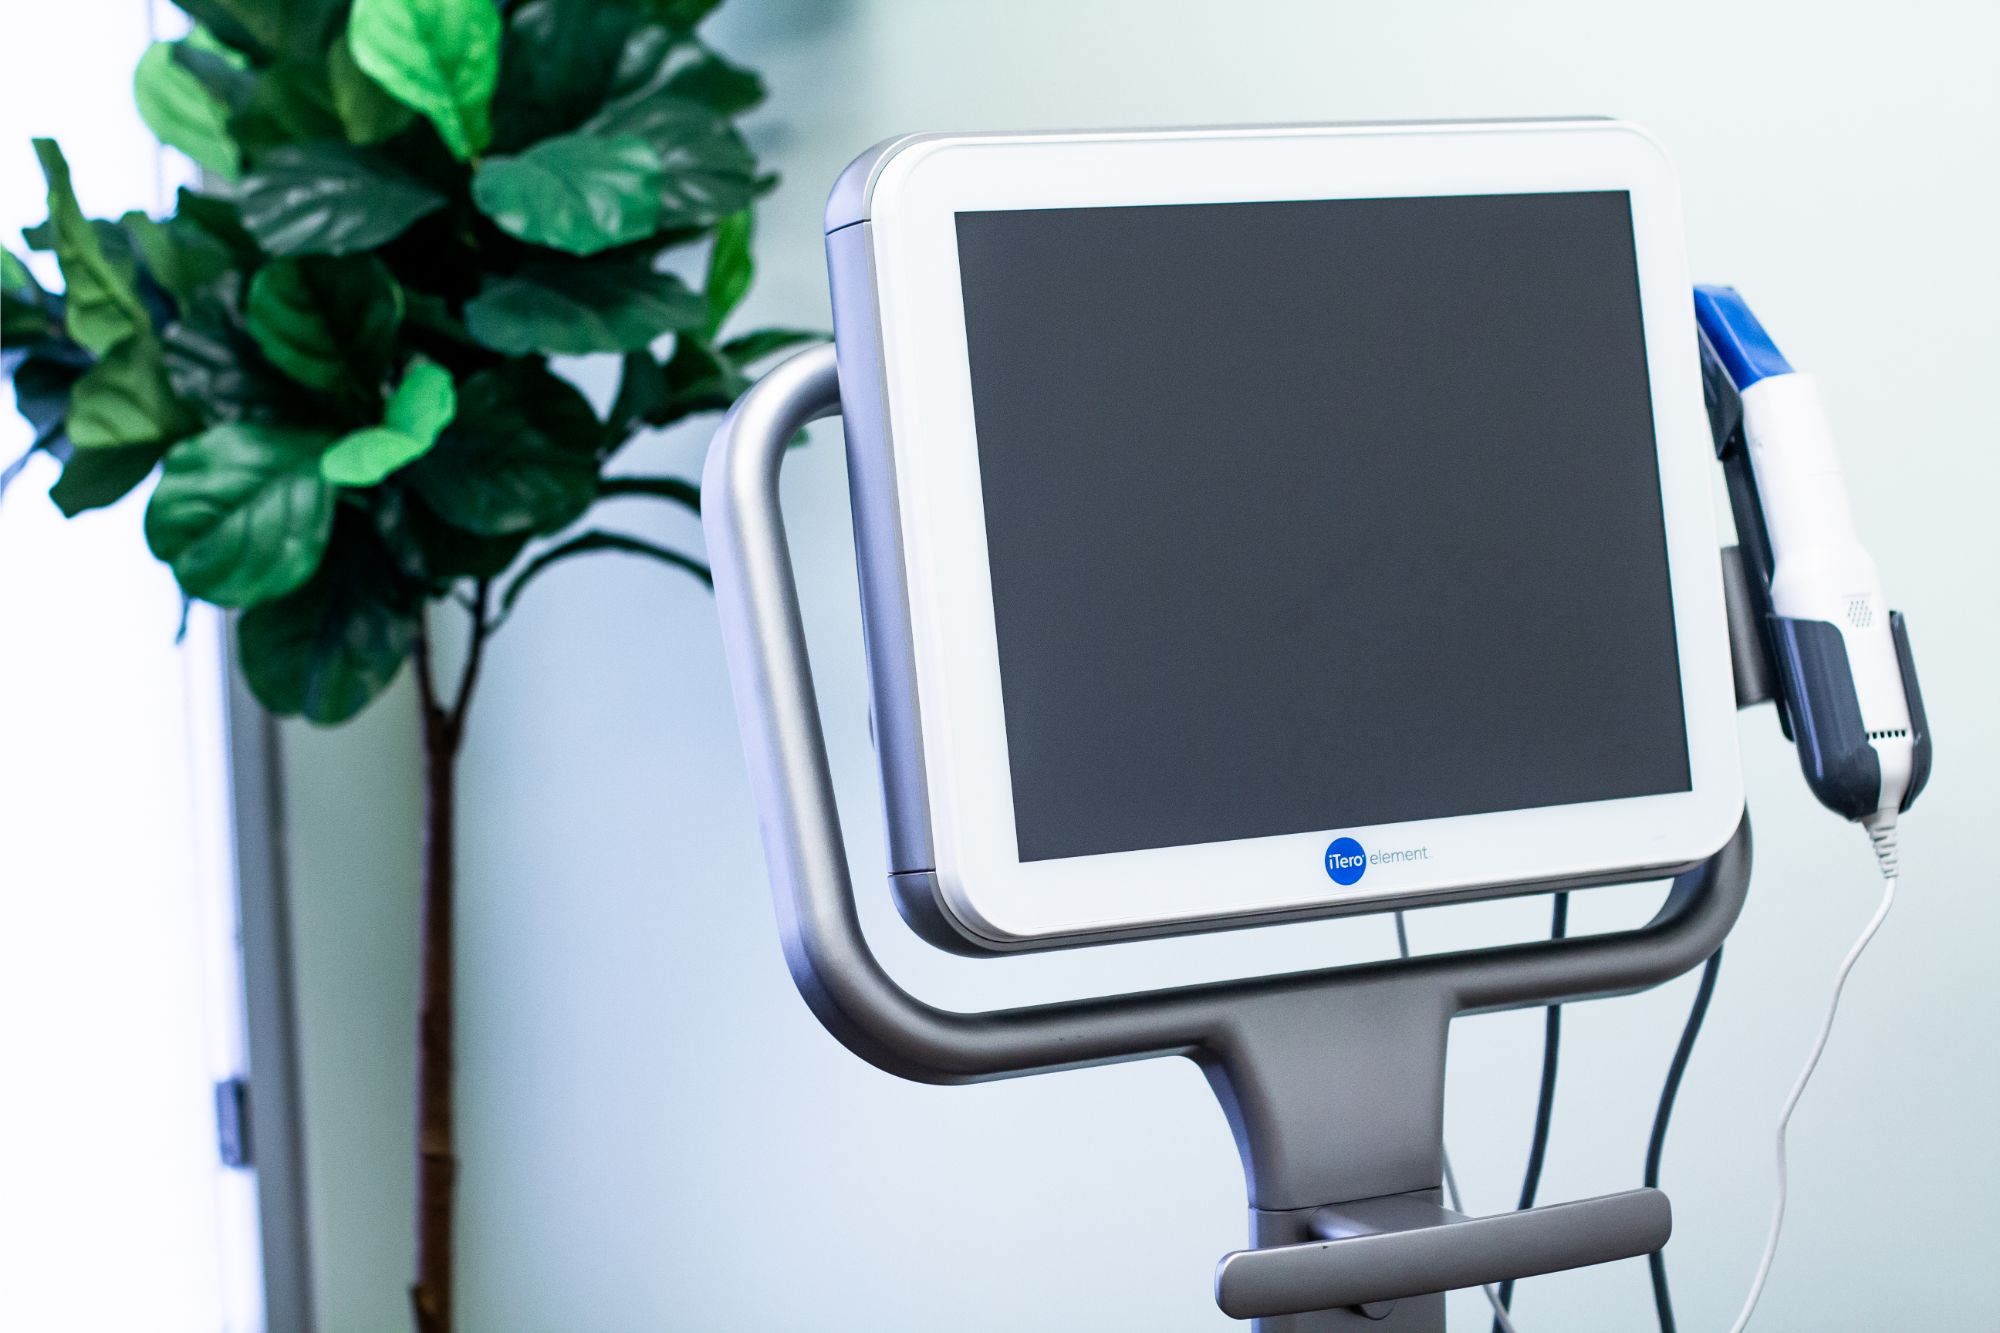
[[1214, 1188, 1672, 1320]]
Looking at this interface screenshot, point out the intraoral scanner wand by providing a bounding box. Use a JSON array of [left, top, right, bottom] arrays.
[[1695, 284, 1929, 834]]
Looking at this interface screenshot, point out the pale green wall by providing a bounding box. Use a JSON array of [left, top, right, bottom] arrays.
[[281, 678, 421, 1333], [282, 2, 2000, 1329]]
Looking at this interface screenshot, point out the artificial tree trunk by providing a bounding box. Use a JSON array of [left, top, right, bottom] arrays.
[[411, 692, 457, 1333], [408, 599, 487, 1333]]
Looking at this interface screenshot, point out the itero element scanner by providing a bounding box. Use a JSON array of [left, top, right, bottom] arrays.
[[708, 116, 1768, 1328], [705, 120, 1903, 1333]]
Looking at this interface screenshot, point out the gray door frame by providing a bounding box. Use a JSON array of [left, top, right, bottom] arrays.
[[226, 656, 317, 1333]]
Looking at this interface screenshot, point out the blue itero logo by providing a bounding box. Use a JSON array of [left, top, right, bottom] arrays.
[[1325, 837, 1366, 886]]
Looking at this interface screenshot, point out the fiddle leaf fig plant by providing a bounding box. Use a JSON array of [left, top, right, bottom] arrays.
[[0, 1, 816, 1329]]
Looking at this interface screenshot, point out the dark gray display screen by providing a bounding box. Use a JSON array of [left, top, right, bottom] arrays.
[[954, 191, 1691, 864]]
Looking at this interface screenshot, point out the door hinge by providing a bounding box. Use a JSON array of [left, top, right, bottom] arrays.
[[214, 1076, 252, 1169]]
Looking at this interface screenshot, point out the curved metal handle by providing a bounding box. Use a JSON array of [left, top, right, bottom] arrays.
[[704, 342, 1209, 1081], [1215, 1188, 1673, 1320]]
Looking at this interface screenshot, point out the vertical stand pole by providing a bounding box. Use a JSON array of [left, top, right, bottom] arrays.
[[1205, 984, 1455, 1330]]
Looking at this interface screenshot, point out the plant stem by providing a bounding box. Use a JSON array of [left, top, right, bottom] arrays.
[[407, 582, 488, 1333]]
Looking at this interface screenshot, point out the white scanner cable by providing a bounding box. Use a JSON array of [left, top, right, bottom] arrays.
[[1401, 814, 1899, 1333], [1725, 821, 1900, 1333]]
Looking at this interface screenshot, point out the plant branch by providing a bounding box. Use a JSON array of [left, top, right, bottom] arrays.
[[444, 578, 490, 747], [491, 529, 711, 633], [596, 474, 701, 513], [412, 609, 442, 717]]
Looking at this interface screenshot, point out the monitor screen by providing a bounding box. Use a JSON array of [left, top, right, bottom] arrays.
[[953, 190, 1691, 865]]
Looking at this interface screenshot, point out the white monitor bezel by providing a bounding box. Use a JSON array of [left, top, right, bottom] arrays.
[[860, 119, 1743, 947]]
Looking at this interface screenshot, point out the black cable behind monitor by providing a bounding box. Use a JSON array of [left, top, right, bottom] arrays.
[[1644, 946, 1726, 1333], [1493, 891, 1570, 1331], [1482, 904, 1724, 1333]]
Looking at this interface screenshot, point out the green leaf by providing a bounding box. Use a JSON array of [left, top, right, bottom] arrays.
[[177, 28, 343, 160], [327, 30, 416, 145], [392, 491, 530, 581], [666, 50, 765, 116], [173, 189, 261, 264], [68, 336, 194, 448], [59, 217, 139, 275], [10, 354, 84, 453], [1, 301, 59, 350], [645, 334, 807, 442], [120, 211, 234, 311], [237, 510, 417, 724], [2, 249, 57, 347], [230, 61, 348, 158], [385, 355, 455, 442], [162, 317, 321, 428], [171, 41, 258, 117], [134, 42, 240, 180], [602, 23, 677, 102], [245, 255, 403, 393], [704, 208, 751, 336], [498, 527, 709, 622], [471, 133, 665, 256], [607, 335, 742, 434], [318, 427, 431, 487], [165, 0, 271, 61], [403, 289, 475, 344], [31, 139, 150, 356], [649, 0, 723, 33], [660, 333, 743, 415], [491, 0, 642, 151], [235, 143, 448, 257], [582, 94, 755, 228], [607, 350, 668, 437], [174, 0, 347, 63], [407, 363, 602, 535], [347, 0, 502, 161], [3, 248, 43, 299], [319, 356, 454, 485], [145, 423, 336, 607], [464, 259, 703, 355], [50, 442, 165, 516], [721, 328, 822, 365]]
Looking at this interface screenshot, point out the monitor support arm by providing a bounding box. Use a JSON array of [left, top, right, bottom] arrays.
[[704, 341, 1763, 1330]]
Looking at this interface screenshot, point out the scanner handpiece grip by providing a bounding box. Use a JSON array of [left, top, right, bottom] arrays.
[[1694, 285, 1923, 822]]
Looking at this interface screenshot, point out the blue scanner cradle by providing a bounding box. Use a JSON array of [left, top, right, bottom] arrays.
[[1694, 283, 1797, 389], [1693, 285, 1931, 824]]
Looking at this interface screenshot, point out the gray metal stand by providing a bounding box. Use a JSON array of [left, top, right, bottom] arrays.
[[704, 343, 1760, 1329]]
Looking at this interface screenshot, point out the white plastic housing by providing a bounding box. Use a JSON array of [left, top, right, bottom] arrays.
[[1739, 372, 1914, 815]]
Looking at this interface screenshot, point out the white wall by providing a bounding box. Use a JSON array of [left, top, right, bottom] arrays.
[[283, 1, 2000, 1329], [0, 4, 262, 1330]]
